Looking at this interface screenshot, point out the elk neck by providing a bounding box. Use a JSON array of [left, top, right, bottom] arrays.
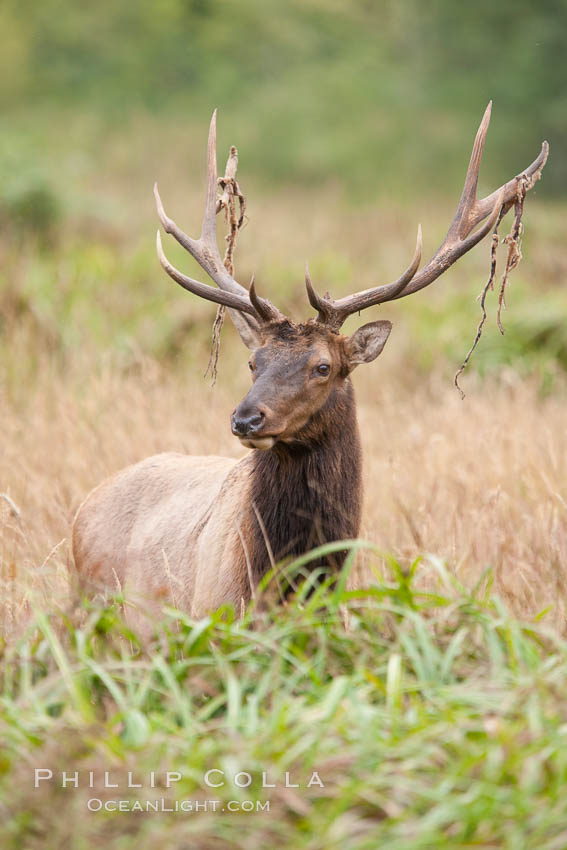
[[245, 377, 362, 587]]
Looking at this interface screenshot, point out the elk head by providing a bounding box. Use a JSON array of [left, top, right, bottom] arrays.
[[154, 106, 548, 450], [229, 316, 392, 449]]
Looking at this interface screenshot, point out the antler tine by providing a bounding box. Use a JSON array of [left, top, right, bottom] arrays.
[[469, 139, 548, 231], [305, 262, 333, 323], [155, 110, 288, 339], [449, 101, 492, 241], [154, 112, 250, 299], [335, 224, 422, 312], [156, 231, 257, 316], [306, 225, 423, 328], [249, 274, 283, 322], [384, 115, 548, 303], [203, 109, 222, 248], [308, 103, 548, 326]]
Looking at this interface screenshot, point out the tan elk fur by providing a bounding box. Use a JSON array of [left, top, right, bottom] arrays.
[[73, 454, 248, 618]]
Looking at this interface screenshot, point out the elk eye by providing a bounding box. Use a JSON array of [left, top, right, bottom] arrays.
[[316, 363, 331, 376], [248, 361, 255, 371]]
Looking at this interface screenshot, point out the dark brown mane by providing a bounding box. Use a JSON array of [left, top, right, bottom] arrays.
[[245, 378, 362, 593]]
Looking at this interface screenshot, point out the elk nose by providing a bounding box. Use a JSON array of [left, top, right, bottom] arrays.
[[231, 410, 265, 437]]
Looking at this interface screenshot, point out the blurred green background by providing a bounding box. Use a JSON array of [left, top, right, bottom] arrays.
[[3, 0, 566, 193], [0, 0, 566, 386]]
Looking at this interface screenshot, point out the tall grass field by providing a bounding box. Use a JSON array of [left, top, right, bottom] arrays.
[[2, 1, 567, 845], [2, 184, 566, 845]]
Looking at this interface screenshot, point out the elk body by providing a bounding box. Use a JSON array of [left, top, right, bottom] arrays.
[[72, 105, 547, 621]]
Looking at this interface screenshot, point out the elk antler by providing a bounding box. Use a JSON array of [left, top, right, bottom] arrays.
[[154, 111, 283, 341], [306, 102, 549, 330]]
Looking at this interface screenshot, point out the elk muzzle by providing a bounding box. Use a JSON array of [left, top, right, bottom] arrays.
[[231, 404, 276, 450]]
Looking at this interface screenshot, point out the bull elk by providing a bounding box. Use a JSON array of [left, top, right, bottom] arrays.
[[72, 104, 548, 621]]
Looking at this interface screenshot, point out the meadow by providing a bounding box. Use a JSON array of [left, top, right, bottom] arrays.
[[1, 0, 567, 843], [2, 149, 565, 626], [1, 141, 566, 845]]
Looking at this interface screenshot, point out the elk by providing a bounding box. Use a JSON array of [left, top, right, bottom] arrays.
[[72, 104, 548, 622]]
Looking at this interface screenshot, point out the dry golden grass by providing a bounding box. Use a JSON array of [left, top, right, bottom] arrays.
[[1, 149, 565, 635], [2, 335, 565, 633]]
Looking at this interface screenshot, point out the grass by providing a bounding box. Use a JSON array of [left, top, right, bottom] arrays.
[[1, 557, 567, 848], [2, 332, 566, 632], [1, 67, 566, 845]]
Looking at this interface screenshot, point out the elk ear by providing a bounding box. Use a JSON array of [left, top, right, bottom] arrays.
[[227, 309, 262, 350], [345, 320, 392, 369]]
